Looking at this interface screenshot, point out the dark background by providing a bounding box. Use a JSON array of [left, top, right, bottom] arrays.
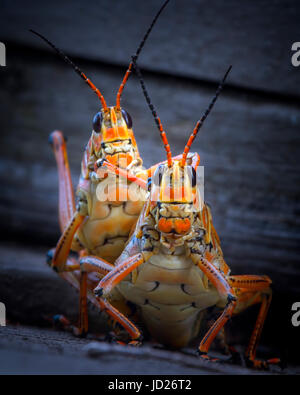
[[0, 0, 299, 368]]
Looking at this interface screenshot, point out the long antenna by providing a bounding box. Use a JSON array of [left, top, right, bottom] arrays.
[[133, 58, 172, 167], [30, 29, 108, 111], [181, 65, 232, 167], [115, 0, 170, 110]]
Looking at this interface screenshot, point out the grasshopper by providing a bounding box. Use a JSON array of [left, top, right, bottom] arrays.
[[86, 62, 280, 368], [30, 0, 173, 336]]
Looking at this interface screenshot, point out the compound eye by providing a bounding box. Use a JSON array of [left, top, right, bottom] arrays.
[[153, 165, 164, 186], [121, 109, 133, 129], [93, 112, 103, 133], [191, 167, 197, 187]]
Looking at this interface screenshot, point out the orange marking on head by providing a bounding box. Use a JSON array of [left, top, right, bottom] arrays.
[[110, 108, 117, 124], [106, 153, 133, 167], [103, 128, 116, 141], [102, 107, 132, 143], [117, 126, 127, 139], [158, 218, 173, 233], [174, 218, 191, 234], [160, 185, 193, 204]]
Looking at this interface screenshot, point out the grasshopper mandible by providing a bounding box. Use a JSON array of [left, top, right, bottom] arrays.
[[88, 62, 280, 368], [30, 0, 174, 336]]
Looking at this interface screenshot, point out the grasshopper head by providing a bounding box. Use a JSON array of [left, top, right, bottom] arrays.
[[92, 105, 140, 168], [149, 161, 200, 243]]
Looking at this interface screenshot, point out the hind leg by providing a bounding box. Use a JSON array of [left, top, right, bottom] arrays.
[[49, 130, 75, 231], [47, 129, 85, 280], [227, 275, 280, 369], [48, 131, 89, 331]]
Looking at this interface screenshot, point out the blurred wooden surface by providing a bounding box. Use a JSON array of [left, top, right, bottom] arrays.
[[0, 0, 299, 362], [1, 0, 300, 96]]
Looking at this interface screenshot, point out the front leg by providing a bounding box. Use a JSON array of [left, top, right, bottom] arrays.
[[190, 250, 237, 360], [94, 252, 152, 342], [95, 159, 147, 189], [94, 253, 146, 297]]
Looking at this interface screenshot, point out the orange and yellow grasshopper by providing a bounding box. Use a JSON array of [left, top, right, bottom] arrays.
[[83, 62, 280, 369], [30, 0, 175, 336]]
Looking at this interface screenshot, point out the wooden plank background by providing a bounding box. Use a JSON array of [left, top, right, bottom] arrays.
[[0, 0, 299, 362], [1, 0, 300, 96]]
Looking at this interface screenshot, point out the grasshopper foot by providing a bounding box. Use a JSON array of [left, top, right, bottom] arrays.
[[46, 249, 54, 266], [115, 336, 143, 347], [72, 326, 88, 338], [197, 351, 220, 363], [227, 346, 243, 365], [245, 356, 281, 370], [51, 314, 72, 331], [128, 339, 143, 347], [50, 315, 88, 338]]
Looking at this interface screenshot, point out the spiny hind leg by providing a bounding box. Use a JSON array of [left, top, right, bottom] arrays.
[[48, 131, 96, 334], [46, 249, 82, 334], [46, 211, 86, 323], [48, 131, 85, 287], [228, 275, 280, 369], [49, 130, 75, 232]]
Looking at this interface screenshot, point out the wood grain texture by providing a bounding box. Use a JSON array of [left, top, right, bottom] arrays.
[[0, 0, 299, 96]]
